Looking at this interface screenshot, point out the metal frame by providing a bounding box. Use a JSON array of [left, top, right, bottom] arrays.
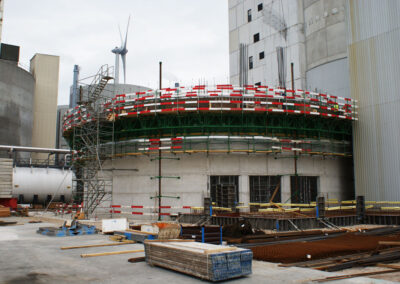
[[71, 65, 114, 217]]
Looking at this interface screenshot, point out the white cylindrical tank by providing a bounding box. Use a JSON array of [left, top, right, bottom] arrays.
[[12, 167, 73, 203]]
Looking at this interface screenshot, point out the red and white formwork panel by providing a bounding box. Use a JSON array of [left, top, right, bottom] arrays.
[[63, 84, 358, 132]]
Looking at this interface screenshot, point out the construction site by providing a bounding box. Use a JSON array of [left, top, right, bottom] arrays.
[[2, 0, 400, 283]]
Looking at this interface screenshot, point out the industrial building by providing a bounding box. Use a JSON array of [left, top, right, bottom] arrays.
[[348, 0, 400, 201], [228, 0, 400, 203], [0, 44, 34, 152], [0, 4, 71, 206], [229, 0, 349, 98]]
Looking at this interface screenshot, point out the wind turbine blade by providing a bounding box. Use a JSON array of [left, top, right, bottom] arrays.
[[124, 15, 131, 49], [121, 54, 127, 84], [118, 25, 123, 46]]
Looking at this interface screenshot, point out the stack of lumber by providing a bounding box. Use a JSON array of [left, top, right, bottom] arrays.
[[0, 205, 10, 217], [144, 240, 252, 281]]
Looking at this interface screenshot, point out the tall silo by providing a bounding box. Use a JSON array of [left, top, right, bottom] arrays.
[[348, 0, 400, 200]]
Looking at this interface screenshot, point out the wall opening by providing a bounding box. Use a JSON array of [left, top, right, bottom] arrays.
[[290, 176, 318, 203], [250, 176, 281, 203], [253, 33, 260, 43], [247, 9, 252, 22], [210, 176, 239, 208]]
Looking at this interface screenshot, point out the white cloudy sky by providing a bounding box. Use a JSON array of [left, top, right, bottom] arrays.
[[2, 0, 229, 105]]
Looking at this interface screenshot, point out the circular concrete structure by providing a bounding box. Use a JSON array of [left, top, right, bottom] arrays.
[[63, 84, 357, 219]]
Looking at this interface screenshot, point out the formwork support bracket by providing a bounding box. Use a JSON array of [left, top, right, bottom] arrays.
[[150, 195, 180, 199], [150, 176, 180, 179]]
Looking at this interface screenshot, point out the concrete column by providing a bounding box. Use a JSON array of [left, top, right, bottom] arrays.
[[281, 175, 291, 203]]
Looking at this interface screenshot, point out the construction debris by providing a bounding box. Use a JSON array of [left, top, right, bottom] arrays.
[[114, 230, 157, 243], [37, 220, 97, 237], [243, 226, 400, 263], [312, 268, 400, 282], [144, 240, 252, 282]]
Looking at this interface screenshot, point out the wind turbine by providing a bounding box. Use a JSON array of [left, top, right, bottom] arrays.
[[112, 16, 130, 84]]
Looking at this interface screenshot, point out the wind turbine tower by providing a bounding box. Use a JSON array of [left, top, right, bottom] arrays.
[[112, 16, 130, 84]]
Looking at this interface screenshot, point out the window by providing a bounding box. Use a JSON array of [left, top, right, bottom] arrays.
[[249, 56, 253, 69], [253, 33, 260, 43], [255, 82, 261, 86], [250, 176, 281, 203], [247, 9, 252, 22], [290, 176, 318, 204], [210, 176, 239, 208], [60, 195, 65, 203], [259, 51, 265, 60], [33, 194, 39, 204], [258, 3, 263, 11], [18, 194, 24, 203]]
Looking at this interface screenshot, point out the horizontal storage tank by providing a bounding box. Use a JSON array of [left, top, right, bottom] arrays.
[[11, 167, 73, 203]]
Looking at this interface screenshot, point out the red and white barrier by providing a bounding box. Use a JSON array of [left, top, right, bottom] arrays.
[[109, 205, 193, 216]]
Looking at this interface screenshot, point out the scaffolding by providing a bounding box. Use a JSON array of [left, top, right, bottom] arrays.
[[62, 83, 358, 215], [64, 86, 356, 158], [71, 65, 114, 217]]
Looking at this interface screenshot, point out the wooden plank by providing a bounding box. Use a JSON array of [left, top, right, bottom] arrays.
[[376, 263, 400, 269], [61, 241, 135, 250], [80, 249, 144, 258], [144, 239, 195, 243], [312, 269, 400, 282], [128, 256, 146, 263], [269, 181, 281, 203], [379, 241, 400, 246], [203, 247, 237, 254], [126, 229, 157, 235]]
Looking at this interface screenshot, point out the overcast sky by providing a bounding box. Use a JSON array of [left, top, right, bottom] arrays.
[[2, 0, 229, 106]]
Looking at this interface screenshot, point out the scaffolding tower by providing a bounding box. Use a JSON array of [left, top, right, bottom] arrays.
[[72, 65, 114, 217]]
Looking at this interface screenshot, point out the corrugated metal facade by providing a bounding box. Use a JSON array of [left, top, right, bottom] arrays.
[[348, 0, 400, 200], [0, 158, 13, 198]]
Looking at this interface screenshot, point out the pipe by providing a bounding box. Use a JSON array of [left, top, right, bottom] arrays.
[[159, 61, 162, 221], [0, 145, 72, 154]]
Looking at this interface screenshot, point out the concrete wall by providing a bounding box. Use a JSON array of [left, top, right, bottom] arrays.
[[0, 59, 34, 149], [347, 0, 400, 201], [229, 0, 306, 89], [0, 0, 3, 43], [30, 54, 60, 159], [106, 153, 354, 220], [306, 57, 350, 98], [228, 0, 350, 98], [303, 0, 350, 99]]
